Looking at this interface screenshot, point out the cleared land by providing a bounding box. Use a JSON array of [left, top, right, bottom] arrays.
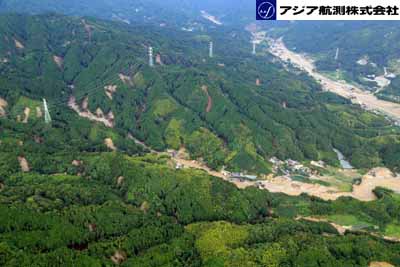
[[268, 38, 400, 122], [235, 167, 400, 201], [166, 148, 400, 202]]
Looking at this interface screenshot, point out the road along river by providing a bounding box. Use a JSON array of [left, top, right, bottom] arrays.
[[268, 38, 400, 122]]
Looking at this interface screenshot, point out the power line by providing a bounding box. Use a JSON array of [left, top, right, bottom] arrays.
[[47, 74, 122, 109], [46, 57, 149, 110]]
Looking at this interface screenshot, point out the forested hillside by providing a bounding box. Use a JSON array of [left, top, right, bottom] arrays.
[[0, 0, 253, 27], [1, 14, 400, 173], [1, 11, 400, 267], [1, 114, 400, 266], [0, 0, 186, 26]]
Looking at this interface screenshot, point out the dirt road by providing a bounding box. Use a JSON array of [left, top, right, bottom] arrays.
[[131, 142, 399, 202], [296, 216, 350, 235], [236, 167, 400, 201], [268, 38, 400, 121], [168, 148, 400, 201]]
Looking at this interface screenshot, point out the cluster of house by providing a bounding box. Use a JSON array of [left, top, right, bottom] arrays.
[[269, 157, 319, 177], [171, 148, 332, 183]]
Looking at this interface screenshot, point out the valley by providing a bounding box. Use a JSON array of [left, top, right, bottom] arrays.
[[268, 38, 400, 124], [0, 4, 400, 266], [167, 147, 400, 202]]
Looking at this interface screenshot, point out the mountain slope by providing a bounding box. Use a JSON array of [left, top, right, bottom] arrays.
[[1, 14, 400, 173], [1, 114, 400, 266], [0, 0, 253, 28], [270, 21, 400, 101], [1, 13, 400, 267]]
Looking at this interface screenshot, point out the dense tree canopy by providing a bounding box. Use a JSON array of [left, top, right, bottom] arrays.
[[0, 14, 400, 266], [1, 14, 399, 174]]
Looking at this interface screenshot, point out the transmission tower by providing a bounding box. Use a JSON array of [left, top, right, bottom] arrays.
[[209, 41, 213, 58], [335, 48, 339, 61], [149, 46, 154, 67], [43, 98, 52, 124]]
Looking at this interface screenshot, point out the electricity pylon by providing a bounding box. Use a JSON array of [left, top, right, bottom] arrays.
[[43, 98, 51, 124]]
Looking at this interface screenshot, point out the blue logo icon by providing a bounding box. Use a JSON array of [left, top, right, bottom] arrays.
[[256, 0, 277, 20]]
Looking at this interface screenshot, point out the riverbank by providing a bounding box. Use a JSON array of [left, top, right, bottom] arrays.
[[268, 38, 400, 122]]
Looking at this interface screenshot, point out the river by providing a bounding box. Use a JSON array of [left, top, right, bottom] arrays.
[[333, 148, 353, 169], [268, 38, 400, 122]]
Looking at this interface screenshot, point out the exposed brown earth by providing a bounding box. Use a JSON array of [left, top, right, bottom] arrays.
[[72, 160, 82, 167], [235, 168, 400, 201], [268, 38, 400, 121], [298, 216, 400, 245], [81, 96, 89, 110], [88, 223, 97, 232], [369, 262, 395, 267], [170, 150, 400, 202], [156, 54, 163, 65], [36, 106, 43, 118], [95, 108, 104, 117], [174, 157, 227, 180], [127, 133, 157, 153], [104, 85, 117, 100], [22, 107, 30, 123], [18, 156, 30, 172], [140, 201, 150, 213], [0, 97, 7, 117], [169, 148, 228, 180], [201, 85, 212, 113], [119, 73, 133, 86], [34, 136, 44, 144], [116, 176, 124, 186], [110, 250, 126, 265], [104, 138, 117, 151], [296, 216, 350, 235], [68, 96, 115, 127], [81, 19, 93, 42], [53, 55, 64, 69], [14, 38, 24, 49]]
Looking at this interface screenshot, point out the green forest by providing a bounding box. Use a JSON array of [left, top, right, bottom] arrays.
[[0, 14, 400, 174], [1, 115, 400, 266], [1, 13, 400, 266]]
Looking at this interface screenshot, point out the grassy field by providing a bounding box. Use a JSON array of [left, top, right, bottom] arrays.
[[392, 194, 400, 203], [316, 166, 361, 192], [321, 70, 347, 82], [326, 214, 373, 228], [291, 174, 331, 187], [385, 223, 400, 238]]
